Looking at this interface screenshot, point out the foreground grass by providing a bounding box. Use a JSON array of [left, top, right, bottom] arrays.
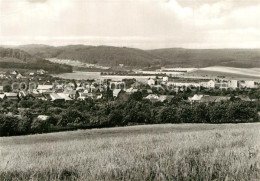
[[0, 123, 260, 181]]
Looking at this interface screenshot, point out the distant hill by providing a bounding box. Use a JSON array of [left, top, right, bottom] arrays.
[[0, 47, 32, 61], [0, 57, 24, 63], [18, 45, 162, 67], [148, 48, 260, 68], [17, 44, 62, 58], [0, 47, 72, 73], [16, 45, 260, 68]]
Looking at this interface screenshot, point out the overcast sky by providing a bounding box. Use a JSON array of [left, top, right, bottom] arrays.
[[0, 0, 259, 49]]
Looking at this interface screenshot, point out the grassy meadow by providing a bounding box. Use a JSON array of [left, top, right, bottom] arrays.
[[1, 123, 260, 181]]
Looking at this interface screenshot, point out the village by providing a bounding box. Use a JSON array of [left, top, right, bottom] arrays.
[[0, 69, 259, 105]]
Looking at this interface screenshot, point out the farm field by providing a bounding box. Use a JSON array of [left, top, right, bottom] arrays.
[[1, 123, 260, 180], [186, 66, 260, 81], [201, 66, 260, 78]]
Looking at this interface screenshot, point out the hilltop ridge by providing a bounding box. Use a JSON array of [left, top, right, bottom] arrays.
[[16, 45, 260, 68]]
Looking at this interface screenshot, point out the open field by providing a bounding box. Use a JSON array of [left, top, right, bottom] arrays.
[[186, 66, 260, 81], [52, 71, 156, 82], [201, 66, 260, 78], [52, 66, 260, 82], [52, 71, 102, 80], [1, 123, 260, 180]]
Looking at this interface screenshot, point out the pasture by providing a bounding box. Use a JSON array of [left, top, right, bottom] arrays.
[[1, 123, 260, 180]]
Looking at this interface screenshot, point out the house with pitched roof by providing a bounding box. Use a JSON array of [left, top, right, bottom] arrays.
[[49, 93, 65, 102], [145, 94, 159, 101], [188, 94, 204, 102], [4, 93, 19, 101], [0, 93, 6, 100], [144, 94, 173, 102], [200, 95, 230, 103], [63, 89, 78, 99], [113, 89, 122, 98], [235, 95, 252, 102], [57, 93, 72, 101], [158, 95, 174, 102], [37, 69, 46, 75], [37, 85, 53, 93], [77, 91, 97, 100]]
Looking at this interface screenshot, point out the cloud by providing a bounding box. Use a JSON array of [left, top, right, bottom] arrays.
[[0, 0, 259, 49], [27, 0, 48, 3]]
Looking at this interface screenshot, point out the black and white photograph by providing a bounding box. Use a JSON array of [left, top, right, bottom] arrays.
[[0, 0, 260, 180]]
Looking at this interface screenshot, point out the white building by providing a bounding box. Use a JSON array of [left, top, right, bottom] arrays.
[[147, 78, 155, 86], [216, 82, 228, 89], [57, 93, 72, 101], [37, 115, 50, 121], [97, 94, 103, 99], [162, 76, 169, 82], [110, 81, 125, 90], [37, 69, 46, 75], [49, 93, 65, 102], [11, 71, 18, 75], [228, 80, 238, 89], [37, 85, 53, 93], [113, 89, 122, 98], [0, 93, 6, 100], [188, 94, 204, 102], [207, 80, 215, 88], [167, 82, 200, 87], [144, 94, 173, 102], [244, 81, 255, 88], [145, 94, 159, 100], [200, 80, 216, 88]]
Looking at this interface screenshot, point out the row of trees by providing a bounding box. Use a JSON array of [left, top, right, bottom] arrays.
[[0, 92, 259, 136], [0, 112, 49, 136], [0, 60, 72, 74]]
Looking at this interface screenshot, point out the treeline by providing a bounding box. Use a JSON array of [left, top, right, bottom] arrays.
[[17, 45, 260, 68], [0, 60, 72, 73], [0, 47, 32, 61], [0, 47, 72, 73], [0, 92, 259, 136], [18, 45, 162, 67]]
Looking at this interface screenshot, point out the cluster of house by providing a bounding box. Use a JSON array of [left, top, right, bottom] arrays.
[[0, 78, 176, 103], [188, 94, 257, 104], [147, 77, 258, 89], [0, 83, 102, 102], [0, 71, 259, 103], [0, 78, 137, 102], [0, 69, 47, 79]]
